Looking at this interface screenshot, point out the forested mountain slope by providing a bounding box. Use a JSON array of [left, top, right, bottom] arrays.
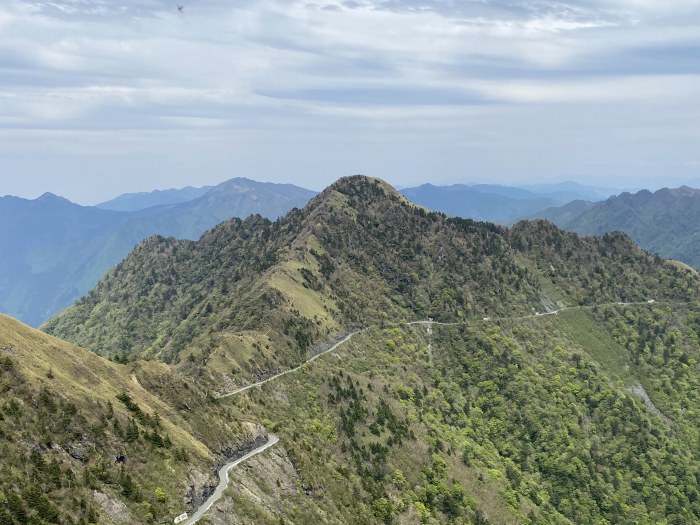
[[45, 177, 694, 377], [245, 302, 700, 524], [36, 176, 700, 524], [531, 186, 700, 268]]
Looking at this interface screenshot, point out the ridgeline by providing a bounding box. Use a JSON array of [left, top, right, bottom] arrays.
[[4, 175, 697, 524]]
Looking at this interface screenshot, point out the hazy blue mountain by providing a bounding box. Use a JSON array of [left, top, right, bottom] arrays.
[[399, 181, 627, 223], [467, 184, 550, 200], [96, 185, 213, 211], [0, 193, 128, 326], [517, 180, 631, 202], [126, 178, 318, 240], [532, 186, 700, 268], [529, 199, 595, 225], [400, 183, 562, 223], [0, 178, 316, 326]]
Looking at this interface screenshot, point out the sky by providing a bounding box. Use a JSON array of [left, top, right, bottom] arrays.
[[1, 0, 699, 204]]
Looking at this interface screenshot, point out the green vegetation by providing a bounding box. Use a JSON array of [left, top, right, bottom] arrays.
[[3, 175, 697, 523], [534, 186, 700, 269], [591, 302, 700, 445], [45, 177, 697, 392], [223, 311, 700, 524], [0, 314, 264, 524], [556, 308, 635, 386]]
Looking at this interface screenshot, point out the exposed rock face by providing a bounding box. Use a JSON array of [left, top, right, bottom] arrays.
[[93, 491, 134, 524], [186, 468, 212, 510], [630, 383, 672, 426], [221, 435, 268, 463], [187, 423, 272, 512], [204, 445, 303, 525], [67, 439, 94, 463]]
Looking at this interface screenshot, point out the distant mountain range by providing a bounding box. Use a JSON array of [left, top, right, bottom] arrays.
[[399, 181, 626, 223], [0, 178, 316, 326], [96, 185, 214, 211], [531, 186, 700, 268], [516, 181, 632, 202]]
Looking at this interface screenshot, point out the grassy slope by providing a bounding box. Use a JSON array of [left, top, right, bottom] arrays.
[[0, 314, 268, 525], [556, 308, 635, 386]]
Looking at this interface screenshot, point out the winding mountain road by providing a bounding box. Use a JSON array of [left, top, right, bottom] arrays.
[[406, 320, 460, 326], [188, 299, 671, 522], [406, 300, 664, 327], [217, 329, 365, 399], [219, 300, 663, 399], [186, 331, 365, 523], [184, 434, 280, 525]]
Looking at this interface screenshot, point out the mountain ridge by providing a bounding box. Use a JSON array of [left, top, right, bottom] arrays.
[[531, 185, 700, 268], [37, 175, 700, 524], [44, 175, 697, 387], [0, 177, 316, 326], [97, 185, 214, 212]]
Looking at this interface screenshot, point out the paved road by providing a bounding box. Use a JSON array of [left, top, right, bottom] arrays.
[[217, 330, 365, 399], [406, 300, 666, 327], [186, 299, 673, 523], [187, 331, 364, 522], [406, 320, 460, 326], [491, 300, 663, 322], [184, 434, 280, 525], [220, 302, 666, 398]]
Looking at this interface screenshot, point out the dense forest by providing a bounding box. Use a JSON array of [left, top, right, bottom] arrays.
[[533, 186, 700, 269]]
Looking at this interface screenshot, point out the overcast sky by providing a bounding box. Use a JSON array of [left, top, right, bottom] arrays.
[[1, 0, 699, 203]]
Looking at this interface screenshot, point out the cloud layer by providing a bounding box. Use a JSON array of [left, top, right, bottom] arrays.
[[1, 0, 699, 201]]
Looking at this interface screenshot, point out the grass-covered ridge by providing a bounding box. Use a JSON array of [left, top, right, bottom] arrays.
[[0, 314, 267, 525]]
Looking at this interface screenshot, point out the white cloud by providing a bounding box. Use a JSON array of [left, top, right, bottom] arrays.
[[467, 74, 700, 104], [1, 0, 700, 198]]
